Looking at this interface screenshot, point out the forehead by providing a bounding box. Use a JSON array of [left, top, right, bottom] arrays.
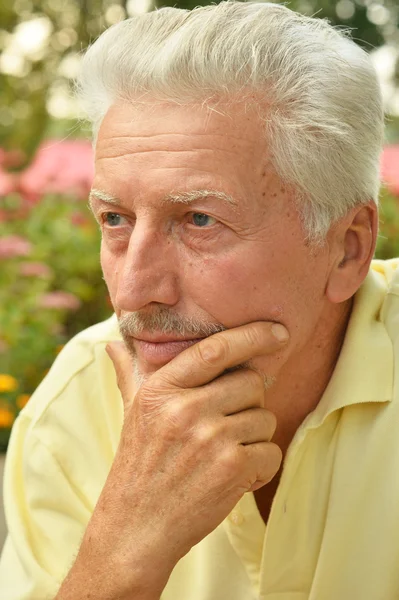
[[93, 100, 288, 213], [96, 99, 265, 151], [94, 100, 273, 182]]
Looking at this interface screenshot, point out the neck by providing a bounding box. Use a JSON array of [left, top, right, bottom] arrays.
[[265, 297, 353, 456]]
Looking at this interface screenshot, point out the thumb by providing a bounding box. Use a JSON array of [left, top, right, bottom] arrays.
[[106, 341, 136, 415]]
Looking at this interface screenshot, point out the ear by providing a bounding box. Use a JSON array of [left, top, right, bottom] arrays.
[[326, 201, 378, 304]]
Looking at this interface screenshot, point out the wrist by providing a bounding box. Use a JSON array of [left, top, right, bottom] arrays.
[[57, 550, 165, 600], [65, 521, 174, 600]]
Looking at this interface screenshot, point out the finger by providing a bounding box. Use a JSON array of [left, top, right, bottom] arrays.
[[199, 368, 266, 416], [243, 442, 282, 490], [154, 321, 289, 389], [106, 341, 135, 414], [226, 407, 277, 444]]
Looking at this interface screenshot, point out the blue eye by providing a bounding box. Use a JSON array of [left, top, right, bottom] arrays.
[[105, 213, 123, 226], [191, 213, 216, 227]]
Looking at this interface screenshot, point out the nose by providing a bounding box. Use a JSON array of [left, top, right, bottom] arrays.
[[114, 221, 179, 313]]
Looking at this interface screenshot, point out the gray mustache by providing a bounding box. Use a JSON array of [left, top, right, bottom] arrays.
[[118, 309, 225, 338]]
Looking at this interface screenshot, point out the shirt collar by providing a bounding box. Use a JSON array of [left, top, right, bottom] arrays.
[[302, 264, 394, 431]]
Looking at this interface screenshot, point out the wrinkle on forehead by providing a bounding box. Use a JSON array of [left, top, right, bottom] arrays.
[[97, 99, 267, 149], [94, 99, 291, 217]]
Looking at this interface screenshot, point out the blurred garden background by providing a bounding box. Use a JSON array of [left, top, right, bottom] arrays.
[[0, 0, 399, 454]]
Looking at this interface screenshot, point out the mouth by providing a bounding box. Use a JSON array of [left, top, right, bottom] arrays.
[[131, 334, 205, 367], [135, 333, 203, 343]]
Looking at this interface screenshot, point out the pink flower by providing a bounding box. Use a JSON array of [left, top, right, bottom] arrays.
[[38, 291, 81, 311], [0, 170, 16, 196], [18, 140, 94, 203], [0, 235, 32, 259], [381, 146, 399, 197], [19, 261, 53, 278]]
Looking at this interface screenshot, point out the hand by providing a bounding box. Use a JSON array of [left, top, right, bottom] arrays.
[[87, 322, 288, 594]]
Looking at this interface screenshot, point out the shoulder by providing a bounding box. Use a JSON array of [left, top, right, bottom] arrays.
[[16, 313, 123, 468], [371, 259, 399, 413], [1, 316, 124, 591], [374, 258, 399, 344], [371, 257, 399, 294], [22, 314, 120, 418]]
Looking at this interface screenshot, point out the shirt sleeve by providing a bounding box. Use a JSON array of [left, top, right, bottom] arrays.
[[0, 413, 90, 600]]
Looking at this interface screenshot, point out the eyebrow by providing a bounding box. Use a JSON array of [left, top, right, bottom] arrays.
[[88, 187, 238, 211], [88, 188, 122, 211], [164, 189, 237, 207]]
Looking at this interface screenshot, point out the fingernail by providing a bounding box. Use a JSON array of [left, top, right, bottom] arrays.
[[271, 323, 289, 342]]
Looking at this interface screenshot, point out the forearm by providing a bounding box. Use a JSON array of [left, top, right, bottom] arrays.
[[55, 555, 163, 600], [56, 577, 160, 600], [55, 527, 166, 600]]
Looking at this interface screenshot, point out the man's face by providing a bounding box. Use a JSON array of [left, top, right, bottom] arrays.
[[92, 100, 331, 383]]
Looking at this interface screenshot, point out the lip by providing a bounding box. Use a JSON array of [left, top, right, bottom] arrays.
[[135, 333, 203, 343], [132, 335, 205, 367]]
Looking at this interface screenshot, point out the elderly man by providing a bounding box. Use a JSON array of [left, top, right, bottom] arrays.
[[1, 2, 398, 599]]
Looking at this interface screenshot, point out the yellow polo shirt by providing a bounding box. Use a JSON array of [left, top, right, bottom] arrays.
[[1, 259, 399, 600]]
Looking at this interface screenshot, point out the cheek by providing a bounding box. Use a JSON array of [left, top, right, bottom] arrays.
[[100, 243, 119, 295], [183, 253, 288, 327]]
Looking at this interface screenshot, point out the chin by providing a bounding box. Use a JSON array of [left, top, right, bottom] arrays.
[[132, 360, 150, 389]]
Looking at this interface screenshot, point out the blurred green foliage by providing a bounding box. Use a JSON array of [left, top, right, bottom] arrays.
[[376, 189, 399, 258], [0, 193, 110, 449]]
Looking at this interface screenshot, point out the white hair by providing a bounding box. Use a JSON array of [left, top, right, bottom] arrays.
[[76, 1, 384, 241]]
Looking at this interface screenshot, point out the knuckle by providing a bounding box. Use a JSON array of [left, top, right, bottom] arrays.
[[162, 396, 202, 433], [219, 447, 241, 476], [259, 443, 282, 483], [196, 336, 228, 365], [240, 368, 264, 392], [262, 409, 277, 437], [194, 422, 219, 446], [243, 323, 265, 349], [164, 400, 190, 429]]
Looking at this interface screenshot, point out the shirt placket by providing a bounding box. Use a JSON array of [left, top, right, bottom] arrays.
[[223, 490, 267, 598]]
